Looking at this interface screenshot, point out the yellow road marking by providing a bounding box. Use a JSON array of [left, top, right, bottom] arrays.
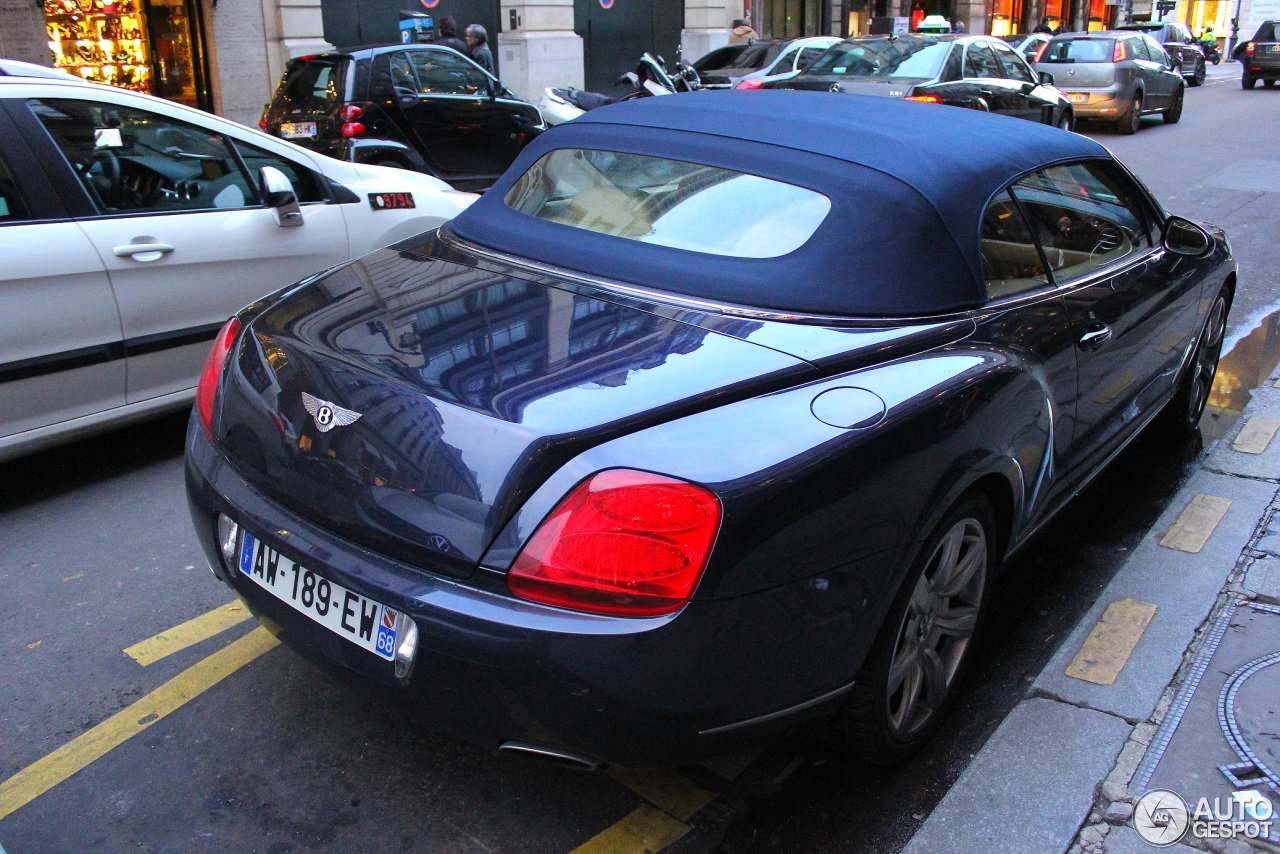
[[568, 805, 690, 854], [0, 626, 278, 821], [1159, 494, 1232, 553], [1066, 598, 1158, 685], [607, 768, 716, 822], [123, 601, 251, 666], [62, 573, 83, 583], [1232, 416, 1280, 455]]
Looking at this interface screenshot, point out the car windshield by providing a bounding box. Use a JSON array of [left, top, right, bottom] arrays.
[[805, 38, 953, 81], [1041, 38, 1115, 62], [505, 148, 831, 258], [276, 58, 342, 111]]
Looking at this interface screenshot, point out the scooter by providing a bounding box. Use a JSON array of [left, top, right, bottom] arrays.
[[1202, 41, 1222, 64], [539, 53, 701, 126]]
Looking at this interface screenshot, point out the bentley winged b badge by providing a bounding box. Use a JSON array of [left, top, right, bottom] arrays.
[[302, 392, 362, 433]]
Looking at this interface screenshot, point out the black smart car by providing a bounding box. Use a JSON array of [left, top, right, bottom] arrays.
[[766, 34, 1074, 130], [261, 45, 546, 192]]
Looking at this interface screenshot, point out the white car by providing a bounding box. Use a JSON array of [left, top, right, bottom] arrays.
[[0, 76, 476, 460]]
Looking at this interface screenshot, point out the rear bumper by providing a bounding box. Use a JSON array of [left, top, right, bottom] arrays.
[[1244, 60, 1280, 77], [1060, 87, 1130, 118], [184, 417, 862, 766]]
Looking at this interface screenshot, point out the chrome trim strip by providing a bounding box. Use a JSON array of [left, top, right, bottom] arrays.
[[437, 226, 967, 328], [496, 740, 604, 770], [699, 680, 855, 736]]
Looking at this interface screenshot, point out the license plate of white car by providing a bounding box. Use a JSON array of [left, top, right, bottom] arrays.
[[1069, 93, 1087, 103], [280, 121, 317, 139], [239, 531, 399, 660]]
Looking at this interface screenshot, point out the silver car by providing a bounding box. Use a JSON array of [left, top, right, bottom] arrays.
[[1034, 30, 1185, 134]]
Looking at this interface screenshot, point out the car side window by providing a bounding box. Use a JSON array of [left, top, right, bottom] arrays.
[[981, 190, 1048, 299], [1128, 37, 1151, 61], [227, 136, 325, 204], [1011, 161, 1153, 282], [0, 152, 33, 223], [387, 52, 418, 93], [991, 40, 1037, 84], [1143, 36, 1171, 66], [964, 43, 1002, 79], [29, 98, 258, 215], [797, 46, 828, 71], [408, 49, 489, 96]]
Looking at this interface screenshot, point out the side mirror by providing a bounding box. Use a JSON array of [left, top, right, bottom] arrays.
[[1020, 81, 1036, 94], [260, 166, 302, 227], [1039, 70, 1055, 85], [1163, 216, 1211, 257]]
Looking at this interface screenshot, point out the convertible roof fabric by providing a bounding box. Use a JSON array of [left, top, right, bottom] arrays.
[[448, 91, 1110, 317]]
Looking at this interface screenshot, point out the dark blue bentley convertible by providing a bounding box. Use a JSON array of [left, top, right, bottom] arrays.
[[186, 92, 1235, 768]]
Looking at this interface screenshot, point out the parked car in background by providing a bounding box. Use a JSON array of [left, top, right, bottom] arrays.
[[188, 90, 1234, 769], [1034, 31, 1185, 133], [1116, 21, 1207, 86], [768, 34, 1074, 130], [0, 58, 78, 80], [691, 37, 841, 89], [1001, 32, 1051, 62], [1239, 20, 1280, 89], [261, 45, 546, 192], [0, 75, 475, 461]]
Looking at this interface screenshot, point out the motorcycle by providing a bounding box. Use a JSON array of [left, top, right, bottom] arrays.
[[538, 53, 701, 126], [1202, 41, 1221, 64]]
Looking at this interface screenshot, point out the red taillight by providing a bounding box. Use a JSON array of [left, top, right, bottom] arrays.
[[735, 78, 766, 90], [905, 93, 943, 103], [258, 117, 268, 129], [196, 317, 240, 436], [508, 469, 722, 617], [1245, 41, 1255, 55], [340, 122, 366, 138], [339, 104, 364, 120], [1113, 40, 1128, 62]]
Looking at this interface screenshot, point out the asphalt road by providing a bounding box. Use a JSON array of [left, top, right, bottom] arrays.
[[2, 65, 1278, 854]]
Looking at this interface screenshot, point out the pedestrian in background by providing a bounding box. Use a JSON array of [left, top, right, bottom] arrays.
[[1034, 17, 1052, 33], [435, 16, 469, 56], [465, 24, 494, 73], [953, 20, 965, 33], [728, 18, 759, 44]]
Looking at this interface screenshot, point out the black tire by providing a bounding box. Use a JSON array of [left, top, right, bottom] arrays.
[[1119, 92, 1143, 134], [1243, 74, 1257, 89], [1190, 58, 1206, 86], [1164, 86, 1184, 124], [1265, 80, 1277, 88], [1212, 55, 1221, 65], [1160, 289, 1229, 437], [837, 494, 996, 765], [1057, 109, 1074, 132]]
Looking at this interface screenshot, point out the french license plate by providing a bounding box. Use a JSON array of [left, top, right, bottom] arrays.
[[238, 531, 399, 660], [1069, 92, 1087, 103], [280, 121, 317, 139]]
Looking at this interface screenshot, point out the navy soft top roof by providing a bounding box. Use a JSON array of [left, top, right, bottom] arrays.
[[449, 91, 1111, 317]]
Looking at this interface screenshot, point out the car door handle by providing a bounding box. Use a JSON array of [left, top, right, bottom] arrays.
[[113, 243, 175, 259], [977, 88, 995, 96], [1079, 324, 1112, 350]]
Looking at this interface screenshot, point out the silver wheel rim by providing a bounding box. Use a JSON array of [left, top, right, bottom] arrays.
[[886, 517, 987, 739], [1130, 96, 1142, 132], [1189, 297, 1227, 425]]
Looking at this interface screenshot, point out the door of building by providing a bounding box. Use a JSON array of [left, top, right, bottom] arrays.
[[575, 0, 684, 95]]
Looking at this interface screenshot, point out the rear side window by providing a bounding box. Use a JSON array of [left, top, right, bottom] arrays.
[[964, 43, 1003, 78], [276, 60, 342, 111], [505, 148, 832, 258], [0, 153, 32, 222], [1011, 162, 1154, 282], [991, 40, 1037, 84], [981, 191, 1047, 299], [1041, 38, 1114, 62]]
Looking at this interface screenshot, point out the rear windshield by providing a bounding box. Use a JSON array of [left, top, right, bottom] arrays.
[[1041, 38, 1115, 62], [696, 43, 784, 74], [1254, 22, 1279, 42], [505, 149, 831, 258], [806, 38, 953, 81], [275, 59, 343, 111]]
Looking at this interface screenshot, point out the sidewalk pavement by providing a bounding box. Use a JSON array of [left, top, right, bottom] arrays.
[[902, 370, 1280, 853]]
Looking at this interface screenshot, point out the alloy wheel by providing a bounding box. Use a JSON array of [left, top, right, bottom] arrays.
[[885, 517, 987, 739], [1128, 94, 1143, 134], [1188, 296, 1228, 427]]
